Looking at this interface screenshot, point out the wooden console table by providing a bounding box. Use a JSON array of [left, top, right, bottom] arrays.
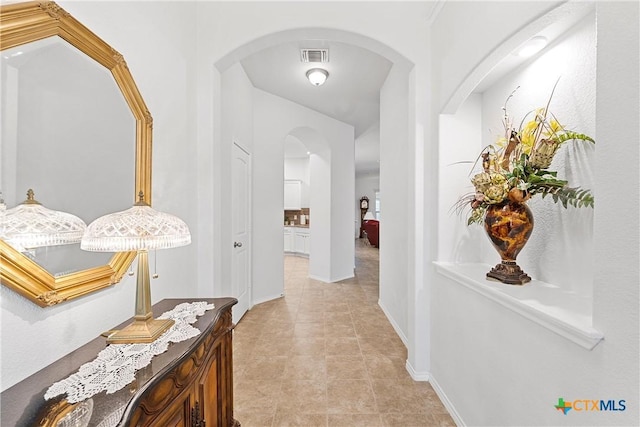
[[0, 298, 239, 427]]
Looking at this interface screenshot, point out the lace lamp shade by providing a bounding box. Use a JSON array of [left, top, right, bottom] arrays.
[[81, 196, 191, 252], [363, 212, 376, 221], [0, 189, 87, 249]]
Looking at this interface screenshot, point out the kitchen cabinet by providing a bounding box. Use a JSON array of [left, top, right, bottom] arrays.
[[284, 227, 293, 252], [284, 227, 309, 256], [284, 180, 302, 209], [294, 228, 309, 255]]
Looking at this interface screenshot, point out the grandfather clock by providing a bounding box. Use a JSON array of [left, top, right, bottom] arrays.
[[359, 196, 369, 238]]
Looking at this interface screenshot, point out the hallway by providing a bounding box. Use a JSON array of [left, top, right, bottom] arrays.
[[233, 239, 454, 426]]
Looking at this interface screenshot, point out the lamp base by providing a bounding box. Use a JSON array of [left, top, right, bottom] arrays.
[[106, 318, 175, 344]]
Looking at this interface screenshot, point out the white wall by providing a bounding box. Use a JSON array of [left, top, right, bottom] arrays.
[[307, 144, 332, 282], [437, 93, 486, 263], [217, 63, 254, 299], [379, 64, 411, 345], [1, 1, 199, 390], [430, 2, 639, 425], [284, 157, 310, 208], [252, 89, 354, 294]]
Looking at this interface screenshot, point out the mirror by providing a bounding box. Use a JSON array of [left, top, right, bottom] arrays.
[[2, 37, 133, 275], [0, 1, 152, 306]]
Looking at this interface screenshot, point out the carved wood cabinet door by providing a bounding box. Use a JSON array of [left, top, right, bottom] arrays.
[[125, 305, 236, 427]]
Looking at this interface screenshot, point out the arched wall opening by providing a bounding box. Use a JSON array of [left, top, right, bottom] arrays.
[[434, 1, 598, 340], [210, 26, 418, 344]]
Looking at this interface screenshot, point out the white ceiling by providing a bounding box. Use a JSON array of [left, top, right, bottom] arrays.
[[240, 40, 392, 175]]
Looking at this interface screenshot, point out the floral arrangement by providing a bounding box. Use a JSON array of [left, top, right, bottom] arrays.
[[460, 85, 595, 225]]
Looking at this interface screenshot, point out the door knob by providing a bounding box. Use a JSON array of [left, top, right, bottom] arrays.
[[234, 241, 243, 248]]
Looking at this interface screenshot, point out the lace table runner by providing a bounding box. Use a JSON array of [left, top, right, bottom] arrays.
[[45, 301, 215, 404]]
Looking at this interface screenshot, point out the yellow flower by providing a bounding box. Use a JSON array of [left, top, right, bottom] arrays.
[[523, 119, 539, 134], [519, 119, 539, 155], [495, 136, 508, 148], [543, 119, 563, 139]]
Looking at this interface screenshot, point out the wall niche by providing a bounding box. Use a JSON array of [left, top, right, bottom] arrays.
[[435, 6, 602, 350]]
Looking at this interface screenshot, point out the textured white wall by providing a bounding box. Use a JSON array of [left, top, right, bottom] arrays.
[[1, 1, 199, 390], [430, 2, 639, 425], [437, 93, 486, 263]]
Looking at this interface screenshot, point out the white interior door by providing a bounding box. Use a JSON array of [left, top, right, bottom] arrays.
[[232, 143, 251, 322]]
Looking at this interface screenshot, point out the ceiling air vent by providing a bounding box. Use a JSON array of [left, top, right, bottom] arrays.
[[300, 48, 329, 63]]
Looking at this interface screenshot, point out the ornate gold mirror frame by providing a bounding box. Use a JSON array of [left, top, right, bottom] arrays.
[[0, 1, 152, 306]]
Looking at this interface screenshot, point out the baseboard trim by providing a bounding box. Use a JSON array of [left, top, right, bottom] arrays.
[[251, 293, 284, 306], [405, 360, 429, 381], [429, 374, 466, 427], [330, 272, 355, 283], [307, 273, 356, 283], [377, 299, 408, 347], [308, 274, 330, 283]]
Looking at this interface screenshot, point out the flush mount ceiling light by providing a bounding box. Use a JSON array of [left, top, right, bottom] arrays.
[[306, 68, 329, 86], [517, 36, 548, 57]]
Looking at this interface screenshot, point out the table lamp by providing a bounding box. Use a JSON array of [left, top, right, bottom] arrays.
[[1, 189, 86, 251], [363, 212, 376, 221], [81, 192, 191, 344]]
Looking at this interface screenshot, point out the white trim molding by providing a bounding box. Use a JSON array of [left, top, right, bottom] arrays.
[[434, 262, 604, 350], [251, 293, 285, 306], [429, 374, 466, 427], [405, 359, 429, 382], [378, 299, 408, 347]]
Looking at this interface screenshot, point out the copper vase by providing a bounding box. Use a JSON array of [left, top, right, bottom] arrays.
[[484, 201, 534, 285]]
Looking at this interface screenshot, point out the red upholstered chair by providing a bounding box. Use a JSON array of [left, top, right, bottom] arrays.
[[363, 219, 379, 248]]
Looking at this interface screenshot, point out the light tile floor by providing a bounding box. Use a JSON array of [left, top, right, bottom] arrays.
[[233, 239, 455, 427]]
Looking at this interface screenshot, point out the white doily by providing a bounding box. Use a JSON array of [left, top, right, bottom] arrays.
[[45, 301, 215, 404]]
